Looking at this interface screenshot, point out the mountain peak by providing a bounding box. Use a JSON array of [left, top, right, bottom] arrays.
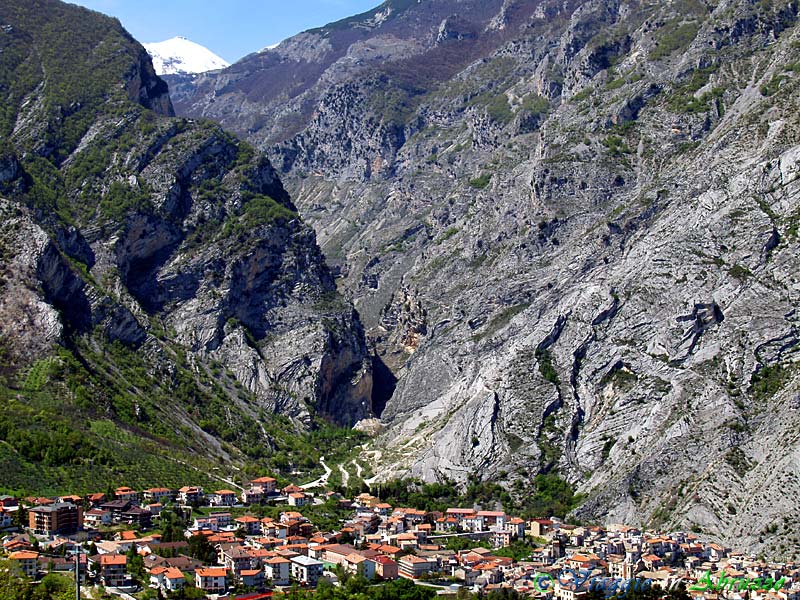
[[143, 36, 229, 75]]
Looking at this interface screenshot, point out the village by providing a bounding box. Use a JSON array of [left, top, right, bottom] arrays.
[[1, 477, 799, 600]]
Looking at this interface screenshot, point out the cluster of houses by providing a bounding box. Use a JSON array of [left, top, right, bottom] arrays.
[[1, 483, 799, 599]]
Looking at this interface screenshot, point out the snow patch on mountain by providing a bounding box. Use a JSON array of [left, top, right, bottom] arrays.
[[144, 36, 229, 75]]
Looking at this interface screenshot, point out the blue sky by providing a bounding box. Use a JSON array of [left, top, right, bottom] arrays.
[[69, 0, 382, 63]]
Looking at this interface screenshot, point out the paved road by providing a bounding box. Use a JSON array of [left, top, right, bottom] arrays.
[[301, 457, 332, 489]]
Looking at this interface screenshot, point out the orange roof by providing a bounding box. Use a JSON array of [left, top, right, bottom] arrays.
[[236, 516, 260, 523], [9, 551, 38, 560], [400, 555, 430, 564], [151, 567, 167, 575], [164, 567, 184, 579], [570, 554, 597, 562], [100, 555, 127, 566], [642, 554, 662, 561], [252, 477, 277, 483], [197, 568, 227, 577], [214, 490, 236, 495], [146, 488, 172, 493], [289, 492, 306, 499], [119, 531, 138, 541], [116, 487, 135, 494], [266, 557, 291, 564], [241, 569, 262, 576], [347, 553, 367, 564]]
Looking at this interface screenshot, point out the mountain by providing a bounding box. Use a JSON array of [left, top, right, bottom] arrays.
[[0, 0, 373, 493], [143, 36, 229, 75], [166, 0, 800, 557]]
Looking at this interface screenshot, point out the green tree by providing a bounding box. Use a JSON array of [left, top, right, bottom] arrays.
[[187, 534, 217, 564]]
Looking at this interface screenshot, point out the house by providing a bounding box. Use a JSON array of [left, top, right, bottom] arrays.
[[212, 512, 233, 528], [178, 486, 204, 505], [261, 520, 288, 539], [86, 493, 106, 507], [83, 509, 112, 528], [462, 514, 485, 533], [0, 508, 13, 529], [163, 567, 185, 592], [346, 553, 376, 580], [99, 554, 127, 587], [9, 551, 38, 579], [555, 580, 590, 600], [143, 488, 174, 504], [0, 495, 18, 508], [446, 508, 477, 526], [121, 506, 152, 529], [288, 492, 309, 507], [196, 567, 228, 593], [642, 554, 664, 570], [707, 544, 728, 561], [493, 527, 514, 548], [28, 503, 83, 535], [372, 555, 399, 580], [375, 503, 393, 516], [529, 519, 554, 538], [58, 495, 83, 505], [320, 543, 359, 566], [241, 489, 263, 505], [115, 530, 139, 542], [223, 546, 253, 581], [398, 555, 438, 579], [235, 516, 261, 536], [290, 555, 324, 586], [508, 517, 526, 538], [264, 556, 291, 586], [149, 567, 168, 589], [100, 499, 131, 521], [251, 477, 277, 495], [210, 490, 237, 507], [281, 484, 303, 496], [240, 569, 265, 589], [115, 487, 139, 503], [478, 511, 507, 529], [29, 497, 54, 506]]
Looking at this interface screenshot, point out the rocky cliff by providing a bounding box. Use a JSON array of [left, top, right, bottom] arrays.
[[0, 0, 372, 491], [170, 0, 800, 557]]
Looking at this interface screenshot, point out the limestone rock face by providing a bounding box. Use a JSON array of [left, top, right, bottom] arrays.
[[169, 0, 800, 556], [0, 0, 373, 436]]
